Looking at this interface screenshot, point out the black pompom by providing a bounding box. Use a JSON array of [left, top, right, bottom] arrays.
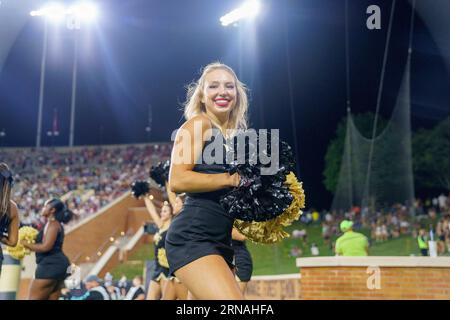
[[131, 180, 150, 198], [220, 131, 297, 222], [149, 160, 170, 187]]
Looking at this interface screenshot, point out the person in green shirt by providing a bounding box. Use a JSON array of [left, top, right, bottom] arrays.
[[335, 220, 369, 256], [417, 228, 428, 256]]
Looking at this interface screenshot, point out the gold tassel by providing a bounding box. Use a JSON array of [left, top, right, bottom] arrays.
[[153, 232, 161, 245], [157, 248, 169, 268], [233, 172, 305, 244], [6, 226, 39, 260]]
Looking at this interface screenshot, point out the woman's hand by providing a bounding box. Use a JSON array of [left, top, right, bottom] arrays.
[[229, 172, 241, 188], [21, 239, 31, 248]]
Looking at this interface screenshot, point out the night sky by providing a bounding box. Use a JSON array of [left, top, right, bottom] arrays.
[[1, 0, 449, 209]]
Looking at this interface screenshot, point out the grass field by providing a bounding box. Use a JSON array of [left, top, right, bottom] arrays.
[[110, 221, 438, 279]]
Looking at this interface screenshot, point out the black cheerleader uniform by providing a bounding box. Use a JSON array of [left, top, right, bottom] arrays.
[[35, 222, 70, 280], [165, 135, 234, 276], [0, 214, 10, 273], [232, 240, 253, 282], [151, 225, 170, 281]]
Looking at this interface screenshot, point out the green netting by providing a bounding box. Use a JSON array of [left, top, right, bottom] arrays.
[[331, 60, 415, 216]]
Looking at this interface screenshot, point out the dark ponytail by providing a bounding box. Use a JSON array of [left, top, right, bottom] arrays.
[[0, 162, 13, 218], [48, 198, 74, 224]]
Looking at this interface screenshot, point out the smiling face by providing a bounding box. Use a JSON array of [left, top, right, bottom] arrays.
[[41, 200, 55, 218], [161, 204, 172, 221], [201, 68, 237, 119]]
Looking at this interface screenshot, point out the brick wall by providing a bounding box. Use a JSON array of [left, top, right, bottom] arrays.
[[98, 249, 121, 279], [245, 275, 301, 300], [64, 195, 141, 262], [64, 191, 162, 263], [297, 257, 450, 300]]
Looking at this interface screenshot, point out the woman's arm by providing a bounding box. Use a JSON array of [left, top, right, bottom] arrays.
[[232, 228, 247, 241], [134, 293, 145, 300], [24, 220, 59, 253], [144, 196, 162, 228], [169, 114, 239, 193], [0, 201, 19, 246], [165, 182, 177, 210]]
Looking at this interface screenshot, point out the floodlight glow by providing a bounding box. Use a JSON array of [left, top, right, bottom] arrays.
[[29, 3, 66, 22], [220, 0, 261, 26], [68, 2, 98, 23], [44, 3, 66, 23], [30, 2, 98, 23]]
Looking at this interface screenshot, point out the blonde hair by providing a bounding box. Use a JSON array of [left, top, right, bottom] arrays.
[[0, 163, 12, 218], [183, 62, 249, 135]]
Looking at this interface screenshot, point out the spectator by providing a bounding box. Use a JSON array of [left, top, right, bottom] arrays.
[[117, 274, 129, 298], [436, 221, 446, 256], [322, 222, 331, 246], [292, 229, 307, 243], [83, 275, 110, 300], [432, 197, 439, 210], [310, 243, 320, 256], [375, 221, 383, 242], [124, 276, 145, 300], [289, 246, 302, 258], [417, 228, 429, 256], [59, 288, 72, 300], [311, 209, 320, 224], [438, 193, 448, 213], [335, 220, 369, 256], [381, 222, 388, 241]]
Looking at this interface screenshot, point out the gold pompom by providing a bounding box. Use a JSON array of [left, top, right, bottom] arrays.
[[157, 248, 169, 268], [233, 172, 305, 244], [6, 226, 39, 260], [153, 231, 161, 245]]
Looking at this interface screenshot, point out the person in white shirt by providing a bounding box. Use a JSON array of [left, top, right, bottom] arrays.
[[438, 193, 448, 212], [124, 276, 145, 300]]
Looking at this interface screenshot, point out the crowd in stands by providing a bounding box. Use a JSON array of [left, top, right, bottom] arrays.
[[291, 192, 450, 256], [0, 144, 171, 229], [60, 273, 145, 300]]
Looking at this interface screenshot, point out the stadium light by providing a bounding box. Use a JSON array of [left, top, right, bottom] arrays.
[[67, 2, 99, 24], [220, 0, 261, 27], [30, 2, 99, 148], [30, 2, 98, 22], [30, 3, 66, 24], [0, 129, 5, 147]]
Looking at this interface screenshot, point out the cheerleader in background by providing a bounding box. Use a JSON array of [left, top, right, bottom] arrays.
[[144, 194, 172, 299], [231, 228, 253, 295], [0, 163, 19, 274], [161, 188, 188, 300], [24, 198, 73, 300]]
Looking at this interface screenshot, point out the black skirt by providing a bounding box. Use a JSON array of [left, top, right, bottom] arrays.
[[35, 252, 70, 280], [233, 242, 253, 282], [151, 263, 169, 282], [165, 197, 234, 276]]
